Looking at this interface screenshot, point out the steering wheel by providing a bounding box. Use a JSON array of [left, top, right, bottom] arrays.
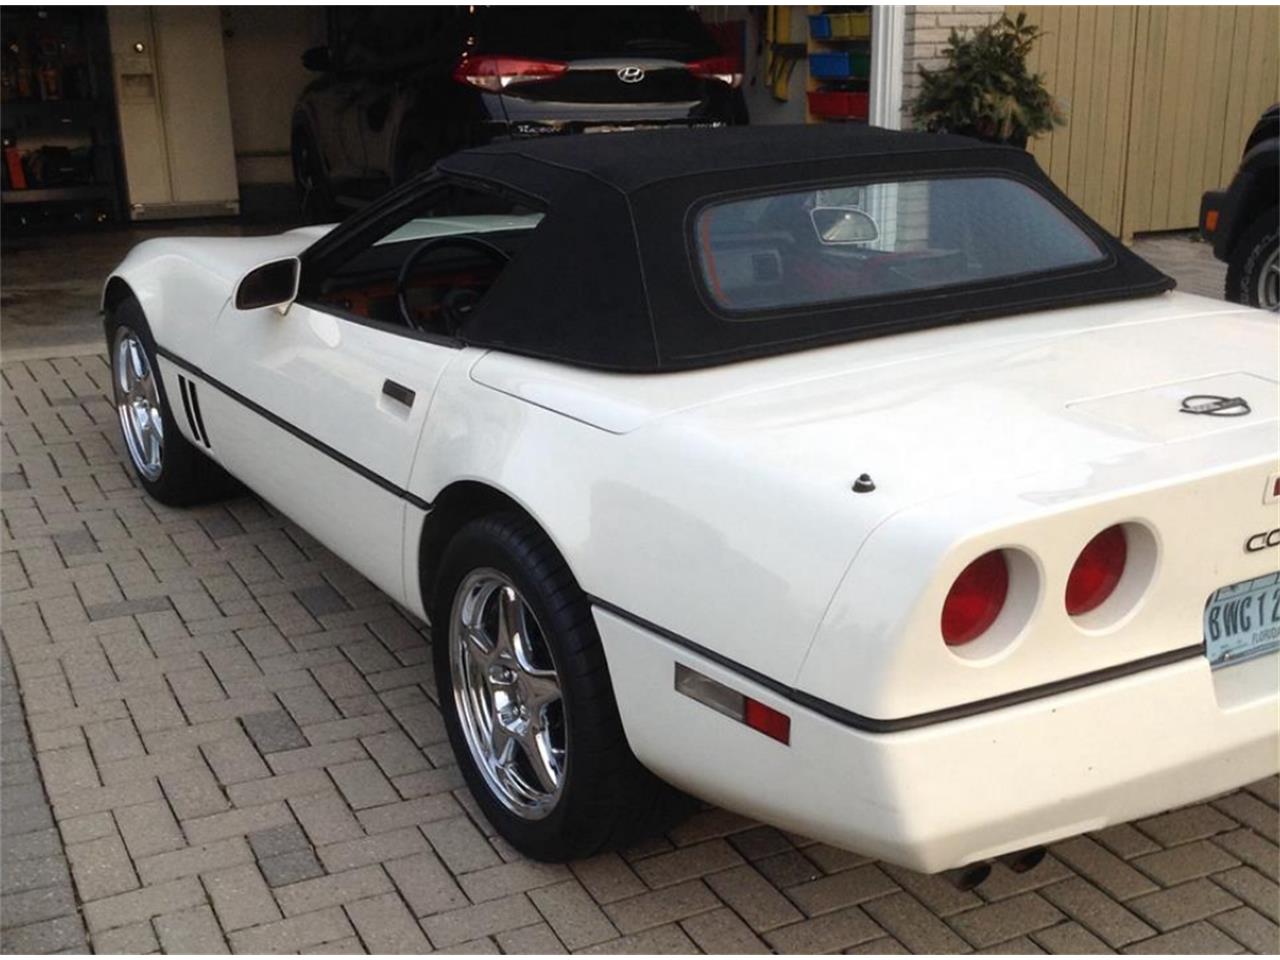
[[395, 235, 510, 334]]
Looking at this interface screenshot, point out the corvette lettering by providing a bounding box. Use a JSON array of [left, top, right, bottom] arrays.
[[1179, 394, 1251, 416], [1245, 528, 1280, 552]]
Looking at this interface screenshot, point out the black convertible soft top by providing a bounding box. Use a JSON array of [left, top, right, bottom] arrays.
[[436, 124, 1173, 372]]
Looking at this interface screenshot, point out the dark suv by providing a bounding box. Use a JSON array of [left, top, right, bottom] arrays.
[[1200, 103, 1278, 310], [291, 6, 747, 220]]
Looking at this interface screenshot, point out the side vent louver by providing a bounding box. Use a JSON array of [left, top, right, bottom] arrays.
[[177, 376, 211, 449]]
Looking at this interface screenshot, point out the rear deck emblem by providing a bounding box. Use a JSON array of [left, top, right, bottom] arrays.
[[1180, 394, 1250, 417], [617, 66, 645, 83]]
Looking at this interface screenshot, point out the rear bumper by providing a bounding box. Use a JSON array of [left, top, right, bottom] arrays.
[[596, 607, 1279, 872]]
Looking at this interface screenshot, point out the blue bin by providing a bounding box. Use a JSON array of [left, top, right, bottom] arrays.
[[809, 51, 871, 79], [808, 14, 832, 39]]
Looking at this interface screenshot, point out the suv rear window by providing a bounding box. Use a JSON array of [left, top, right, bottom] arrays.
[[694, 176, 1106, 314], [476, 7, 718, 62]]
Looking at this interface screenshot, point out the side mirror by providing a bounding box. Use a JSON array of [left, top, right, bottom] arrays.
[[235, 257, 300, 312], [810, 206, 879, 245], [302, 46, 332, 72]]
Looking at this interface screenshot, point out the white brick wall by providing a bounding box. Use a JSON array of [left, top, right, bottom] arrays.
[[901, 5, 1004, 128]]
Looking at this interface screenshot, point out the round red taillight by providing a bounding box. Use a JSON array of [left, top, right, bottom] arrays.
[[1065, 525, 1127, 616], [941, 550, 1010, 646]]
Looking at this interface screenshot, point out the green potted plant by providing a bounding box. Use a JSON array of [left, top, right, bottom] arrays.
[[911, 13, 1063, 148]]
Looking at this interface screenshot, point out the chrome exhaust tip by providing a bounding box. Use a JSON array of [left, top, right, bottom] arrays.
[[998, 846, 1047, 874], [944, 861, 992, 891]]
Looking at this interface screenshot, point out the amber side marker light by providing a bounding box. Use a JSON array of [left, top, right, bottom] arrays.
[[1204, 209, 1220, 232], [1066, 525, 1128, 616], [674, 664, 791, 744]]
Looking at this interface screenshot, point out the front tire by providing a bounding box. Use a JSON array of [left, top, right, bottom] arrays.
[[106, 297, 233, 506], [433, 513, 689, 861], [1225, 208, 1279, 310]]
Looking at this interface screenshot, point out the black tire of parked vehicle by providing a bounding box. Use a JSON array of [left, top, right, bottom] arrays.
[[1225, 207, 1279, 310], [105, 296, 236, 506], [292, 125, 338, 223], [433, 512, 693, 861]]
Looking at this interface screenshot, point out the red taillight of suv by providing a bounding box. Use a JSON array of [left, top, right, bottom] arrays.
[[686, 55, 743, 88], [1065, 526, 1127, 616], [941, 550, 1010, 646], [452, 55, 568, 92]]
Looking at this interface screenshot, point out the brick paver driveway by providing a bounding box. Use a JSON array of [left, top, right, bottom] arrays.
[[1, 231, 1277, 954]]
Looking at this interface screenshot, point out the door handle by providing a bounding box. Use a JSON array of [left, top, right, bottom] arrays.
[[382, 379, 415, 408]]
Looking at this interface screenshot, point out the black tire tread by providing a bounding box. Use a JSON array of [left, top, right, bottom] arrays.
[[1224, 207, 1279, 308]]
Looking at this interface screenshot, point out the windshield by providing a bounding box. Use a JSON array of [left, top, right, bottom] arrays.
[[476, 6, 719, 61], [695, 176, 1106, 314]]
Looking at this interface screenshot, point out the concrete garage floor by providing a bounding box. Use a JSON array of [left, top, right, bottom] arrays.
[[1, 224, 1275, 955]]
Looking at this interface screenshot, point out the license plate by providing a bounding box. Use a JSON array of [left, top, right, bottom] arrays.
[[1204, 571, 1280, 668]]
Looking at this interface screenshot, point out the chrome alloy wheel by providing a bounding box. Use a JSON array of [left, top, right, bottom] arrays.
[[1259, 247, 1279, 311], [112, 327, 164, 481], [450, 569, 566, 819]]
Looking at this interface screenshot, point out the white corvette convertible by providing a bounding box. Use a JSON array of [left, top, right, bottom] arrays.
[[104, 126, 1278, 875]]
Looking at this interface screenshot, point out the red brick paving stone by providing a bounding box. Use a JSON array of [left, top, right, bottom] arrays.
[[1135, 804, 1239, 847], [527, 878, 618, 949], [947, 892, 1065, 949], [1127, 877, 1242, 931], [787, 863, 901, 917], [385, 849, 470, 916], [630, 837, 745, 888], [1122, 919, 1245, 954], [681, 905, 771, 953], [577, 922, 700, 954], [1212, 905, 1280, 954], [153, 903, 230, 953], [344, 891, 434, 953], [227, 906, 356, 953], [879, 862, 984, 916], [1213, 792, 1280, 845], [419, 892, 544, 948], [1212, 865, 1280, 922], [1050, 836, 1160, 901], [762, 904, 885, 953], [1031, 920, 1113, 954], [1040, 877, 1156, 948], [569, 852, 648, 905], [705, 863, 804, 932], [201, 862, 283, 931], [602, 878, 722, 934], [1214, 828, 1280, 883], [863, 890, 972, 953]]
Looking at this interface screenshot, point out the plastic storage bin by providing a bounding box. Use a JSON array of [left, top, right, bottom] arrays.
[[808, 14, 832, 39], [807, 90, 870, 120], [809, 50, 871, 79], [828, 12, 871, 40]]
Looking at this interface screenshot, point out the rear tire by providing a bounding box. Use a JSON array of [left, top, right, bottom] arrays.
[[1225, 208, 1279, 310], [433, 512, 691, 861], [105, 297, 234, 506]]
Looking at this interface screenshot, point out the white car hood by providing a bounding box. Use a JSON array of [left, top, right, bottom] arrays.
[[473, 291, 1278, 511]]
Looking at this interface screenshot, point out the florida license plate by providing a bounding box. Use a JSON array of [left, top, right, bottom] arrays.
[[1204, 572, 1280, 669]]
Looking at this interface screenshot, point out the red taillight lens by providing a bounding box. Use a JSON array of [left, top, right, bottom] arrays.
[[686, 55, 743, 88], [452, 55, 568, 92], [941, 550, 1010, 646], [1065, 525, 1127, 616]]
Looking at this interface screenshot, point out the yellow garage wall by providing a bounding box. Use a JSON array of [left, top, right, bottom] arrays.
[[1009, 5, 1279, 238]]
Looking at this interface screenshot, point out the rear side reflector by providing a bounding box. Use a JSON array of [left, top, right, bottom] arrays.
[[674, 664, 791, 744], [1066, 525, 1128, 616], [941, 550, 1010, 646], [1203, 209, 1219, 232], [686, 55, 743, 88]]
